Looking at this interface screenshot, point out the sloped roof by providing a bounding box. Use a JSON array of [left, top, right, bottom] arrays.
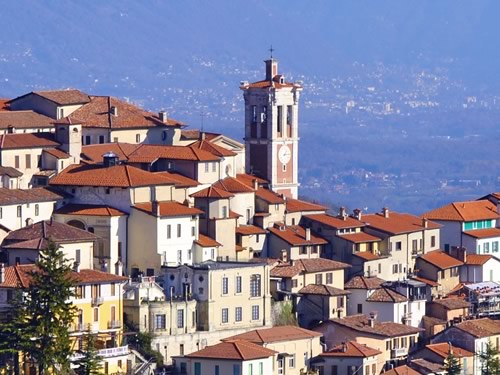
[[190, 186, 234, 199], [270, 258, 350, 278], [0, 188, 66, 205], [0, 132, 60, 149], [235, 173, 267, 188], [127, 144, 219, 163], [286, 198, 327, 213], [0, 110, 55, 129], [362, 211, 440, 235], [352, 251, 383, 261], [425, 343, 474, 358], [328, 314, 422, 338], [195, 234, 221, 247], [152, 172, 199, 188], [423, 200, 500, 222], [31, 89, 90, 105], [463, 228, 500, 239], [255, 188, 285, 204], [224, 326, 321, 344], [50, 164, 175, 188], [431, 298, 470, 310], [411, 276, 439, 287], [342, 232, 381, 244], [268, 225, 327, 246], [43, 148, 71, 159], [213, 177, 255, 193], [366, 287, 407, 303], [320, 341, 381, 358], [418, 250, 464, 270], [0, 166, 22, 178], [180, 130, 220, 141], [380, 365, 420, 375], [185, 340, 277, 360], [454, 318, 500, 338], [236, 225, 267, 235], [54, 204, 127, 217], [133, 201, 203, 217], [81, 143, 139, 163], [298, 284, 350, 297], [305, 213, 365, 230], [465, 254, 494, 266], [345, 276, 385, 290], [189, 139, 236, 157]]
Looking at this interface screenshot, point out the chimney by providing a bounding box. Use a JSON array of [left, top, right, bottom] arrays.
[[353, 209, 362, 221], [159, 111, 168, 123], [265, 59, 278, 81], [368, 311, 377, 328], [280, 249, 288, 263], [382, 207, 389, 218], [101, 260, 108, 273], [253, 179, 259, 191], [115, 260, 123, 276], [152, 201, 161, 217], [339, 207, 347, 219], [110, 106, 118, 116], [25, 218, 33, 228], [342, 342, 347, 353], [200, 132, 206, 141], [448, 342, 453, 355], [73, 261, 80, 273], [422, 218, 428, 228], [305, 227, 311, 241], [0, 263, 4, 283]]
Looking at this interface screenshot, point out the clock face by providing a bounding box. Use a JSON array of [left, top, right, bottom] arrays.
[[278, 145, 291, 165]]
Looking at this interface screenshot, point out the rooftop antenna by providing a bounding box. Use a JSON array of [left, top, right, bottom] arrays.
[[269, 45, 275, 59]]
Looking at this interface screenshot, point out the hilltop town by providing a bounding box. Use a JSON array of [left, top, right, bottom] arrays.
[[0, 58, 499, 375]]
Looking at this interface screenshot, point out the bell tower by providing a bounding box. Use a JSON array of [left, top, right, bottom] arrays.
[[240, 58, 302, 199]]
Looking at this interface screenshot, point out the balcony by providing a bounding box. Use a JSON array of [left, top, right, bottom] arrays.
[[71, 345, 129, 361], [73, 323, 88, 332], [391, 347, 408, 358], [91, 296, 104, 307], [411, 250, 423, 258], [107, 320, 122, 329], [409, 294, 426, 301]]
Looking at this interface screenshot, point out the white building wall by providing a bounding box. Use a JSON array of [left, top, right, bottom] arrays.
[[0, 201, 56, 232]]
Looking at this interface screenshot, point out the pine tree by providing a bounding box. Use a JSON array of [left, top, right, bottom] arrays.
[[443, 351, 462, 375], [479, 341, 500, 375], [74, 332, 103, 375], [0, 240, 77, 374]]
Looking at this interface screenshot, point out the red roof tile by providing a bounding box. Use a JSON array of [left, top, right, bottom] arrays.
[[381, 365, 420, 375], [0, 132, 59, 149], [153, 172, 199, 188], [43, 148, 71, 159], [133, 201, 203, 217], [320, 341, 381, 358], [50, 164, 174, 188], [454, 318, 500, 338], [341, 232, 381, 243], [270, 258, 350, 278], [411, 276, 439, 287], [431, 298, 470, 310], [224, 326, 321, 344], [190, 139, 236, 157], [366, 287, 407, 303], [465, 254, 494, 265], [305, 213, 365, 230], [328, 314, 422, 338], [127, 144, 219, 163], [352, 251, 383, 261], [242, 79, 298, 89], [190, 186, 234, 199], [345, 276, 385, 290], [195, 234, 221, 247], [0, 187, 65, 205], [236, 173, 267, 188], [268, 225, 327, 246], [31, 89, 90, 106], [463, 228, 500, 239], [286, 198, 327, 213], [418, 250, 464, 270], [185, 340, 277, 360], [214, 177, 255, 193], [299, 284, 350, 297], [54, 204, 127, 217], [426, 343, 474, 358], [236, 225, 267, 236], [81, 143, 139, 163], [0, 110, 55, 129], [255, 188, 285, 204], [180, 130, 220, 141], [363, 211, 440, 235], [423, 200, 500, 222]]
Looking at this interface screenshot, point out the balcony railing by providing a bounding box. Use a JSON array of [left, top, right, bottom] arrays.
[[391, 347, 408, 358], [73, 323, 88, 332], [71, 345, 129, 361], [91, 296, 104, 306], [409, 294, 426, 301], [107, 320, 122, 329]]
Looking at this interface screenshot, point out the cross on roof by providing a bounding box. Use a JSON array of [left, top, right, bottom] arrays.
[[269, 45, 275, 59]]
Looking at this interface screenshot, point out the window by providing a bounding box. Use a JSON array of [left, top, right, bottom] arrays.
[[111, 283, 115, 296], [315, 274, 323, 284], [75, 249, 81, 264], [93, 307, 99, 322], [431, 235, 436, 247], [191, 226, 195, 236], [300, 246, 307, 255], [205, 163, 209, 173], [485, 242, 490, 253], [412, 239, 417, 251], [85, 135, 91, 145], [194, 362, 201, 375], [331, 365, 338, 375], [372, 364, 376, 375], [177, 309, 184, 328], [233, 364, 240, 375], [289, 354, 295, 368], [235, 307, 242, 322], [212, 162, 216, 172], [215, 365, 220, 375], [34, 204, 39, 216], [311, 245, 318, 254], [155, 314, 166, 330], [16, 205, 21, 218], [250, 274, 261, 297], [441, 270, 445, 279], [378, 263, 382, 274], [177, 223, 181, 237], [222, 206, 228, 218], [135, 134, 140, 143], [395, 241, 402, 251], [222, 277, 229, 295], [177, 250, 182, 264], [357, 304, 363, 314], [365, 365, 369, 375], [25, 155, 31, 169], [98, 135, 105, 144], [167, 225, 171, 239], [0, 207, 2, 219], [14, 155, 19, 169], [236, 276, 242, 294], [393, 264, 399, 274], [251, 105, 257, 123], [76, 285, 85, 299], [277, 106, 283, 134], [248, 363, 253, 375], [252, 305, 260, 320], [259, 362, 263, 375], [180, 344, 184, 355], [222, 308, 229, 323], [113, 137, 118, 143], [494, 242, 499, 253], [292, 279, 298, 288]]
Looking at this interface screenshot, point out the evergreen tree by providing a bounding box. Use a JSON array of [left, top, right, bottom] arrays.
[[479, 341, 500, 375], [0, 240, 77, 374], [74, 332, 103, 375], [443, 351, 462, 375]]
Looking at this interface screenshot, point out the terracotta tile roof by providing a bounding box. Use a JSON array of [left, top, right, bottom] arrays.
[[362, 211, 440, 235], [345, 276, 385, 290], [213, 177, 255, 193], [180, 130, 220, 141], [329, 314, 422, 338], [194, 234, 221, 247], [33, 170, 56, 177], [465, 254, 494, 265], [418, 250, 464, 270], [0, 264, 127, 289], [235, 244, 245, 252], [268, 225, 327, 246], [3, 219, 99, 247], [152, 171, 199, 188], [431, 298, 470, 310], [236, 225, 267, 236], [423, 200, 500, 222], [0, 187, 66, 205], [43, 148, 71, 159], [342, 232, 381, 244], [243, 79, 297, 89], [408, 358, 443, 374], [0, 132, 59, 149], [0, 166, 22, 177], [412, 276, 439, 287], [49, 164, 175, 188], [352, 251, 383, 261], [223, 326, 322, 344], [133, 201, 203, 217], [236, 173, 267, 188], [454, 318, 500, 338], [320, 341, 381, 358], [251, 257, 281, 266], [422, 315, 447, 326], [366, 287, 407, 303], [298, 284, 350, 297], [255, 187, 285, 204], [55, 203, 127, 217], [270, 258, 350, 278], [0, 110, 55, 129], [70, 95, 184, 129], [305, 213, 365, 230], [31, 89, 90, 105], [190, 186, 234, 199], [0, 99, 10, 111], [463, 228, 500, 239], [380, 365, 420, 375], [185, 340, 277, 360], [189, 139, 236, 157], [81, 143, 139, 163], [286, 198, 327, 213], [426, 343, 474, 358], [52, 116, 86, 125], [127, 144, 219, 163]]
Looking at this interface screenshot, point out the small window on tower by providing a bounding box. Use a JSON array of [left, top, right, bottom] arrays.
[[282, 164, 287, 172], [251, 105, 257, 123]]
